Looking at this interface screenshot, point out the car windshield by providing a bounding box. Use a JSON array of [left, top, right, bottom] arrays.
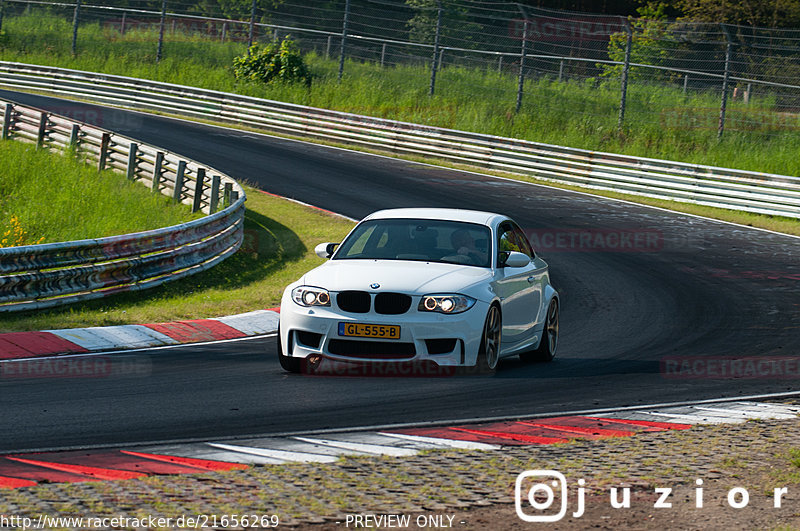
[[334, 218, 492, 268]]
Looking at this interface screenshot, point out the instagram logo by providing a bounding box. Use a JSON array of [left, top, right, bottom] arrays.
[[516, 470, 586, 522], [515, 470, 569, 522]]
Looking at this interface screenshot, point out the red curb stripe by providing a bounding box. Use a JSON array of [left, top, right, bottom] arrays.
[[517, 421, 635, 438], [6, 457, 145, 481], [0, 475, 38, 489], [265, 306, 281, 313], [451, 427, 568, 445], [0, 332, 87, 360], [121, 451, 248, 471], [523, 416, 668, 433], [144, 319, 246, 343], [16, 450, 215, 476], [0, 458, 101, 484], [584, 416, 692, 430]]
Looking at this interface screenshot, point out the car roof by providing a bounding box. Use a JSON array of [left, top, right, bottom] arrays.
[[363, 208, 506, 227]]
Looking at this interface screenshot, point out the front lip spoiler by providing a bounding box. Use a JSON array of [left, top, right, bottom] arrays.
[[291, 354, 482, 378]]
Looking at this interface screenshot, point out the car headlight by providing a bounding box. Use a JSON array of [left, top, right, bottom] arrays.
[[292, 286, 331, 307], [418, 294, 476, 314]]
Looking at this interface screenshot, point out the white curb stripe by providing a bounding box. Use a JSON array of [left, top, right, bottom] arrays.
[[378, 432, 501, 450], [47, 325, 178, 350], [208, 442, 338, 463], [692, 406, 797, 419], [292, 436, 419, 456], [215, 310, 280, 336]]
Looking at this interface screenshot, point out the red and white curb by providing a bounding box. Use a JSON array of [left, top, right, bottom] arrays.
[[0, 309, 280, 361], [1, 401, 797, 489]]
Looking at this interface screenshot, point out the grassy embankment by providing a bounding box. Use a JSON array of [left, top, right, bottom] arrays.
[[0, 140, 197, 245]]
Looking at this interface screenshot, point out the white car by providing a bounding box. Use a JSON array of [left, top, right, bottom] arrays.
[[277, 208, 559, 373]]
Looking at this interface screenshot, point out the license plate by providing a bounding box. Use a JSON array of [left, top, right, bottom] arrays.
[[338, 322, 401, 339]]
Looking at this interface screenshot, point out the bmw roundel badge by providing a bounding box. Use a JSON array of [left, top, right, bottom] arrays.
[[370, 283, 380, 289]]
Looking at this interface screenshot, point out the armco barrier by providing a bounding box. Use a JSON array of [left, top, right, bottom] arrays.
[[1, 62, 799, 219], [0, 97, 245, 312]]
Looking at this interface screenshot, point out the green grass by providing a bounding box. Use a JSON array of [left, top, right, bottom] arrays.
[[0, 187, 355, 332], [0, 140, 198, 245], [1, 12, 800, 177]]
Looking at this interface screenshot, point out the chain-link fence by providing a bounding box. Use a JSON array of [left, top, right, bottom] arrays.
[[1, 0, 799, 140]]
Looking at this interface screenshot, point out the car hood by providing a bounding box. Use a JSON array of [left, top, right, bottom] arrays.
[[302, 259, 492, 297]]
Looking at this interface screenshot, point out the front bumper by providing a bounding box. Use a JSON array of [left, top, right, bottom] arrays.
[[279, 292, 489, 367]]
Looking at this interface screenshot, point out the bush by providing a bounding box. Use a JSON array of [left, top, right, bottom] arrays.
[[232, 37, 312, 86]]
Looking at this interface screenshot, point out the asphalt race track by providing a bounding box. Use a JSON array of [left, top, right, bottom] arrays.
[[1, 89, 799, 454]]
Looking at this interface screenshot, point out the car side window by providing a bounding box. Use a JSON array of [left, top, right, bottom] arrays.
[[511, 223, 534, 258], [498, 222, 534, 262]]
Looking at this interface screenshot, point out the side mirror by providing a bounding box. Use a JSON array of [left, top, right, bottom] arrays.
[[500, 251, 530, 268], [315, 242, 338, 259]]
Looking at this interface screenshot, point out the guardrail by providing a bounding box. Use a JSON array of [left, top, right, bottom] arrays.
[[0, 95, 245, 312], [0, 61, 798, 220]]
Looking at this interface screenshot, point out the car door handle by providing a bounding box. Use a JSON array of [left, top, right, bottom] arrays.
[[527, 276, 536, 283]]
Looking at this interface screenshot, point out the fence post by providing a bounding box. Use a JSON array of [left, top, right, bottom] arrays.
[[338, 0, 351, 82], [210, 175, 221, 213], [429, 1, 443, 96], [515, 20, 529, 113], [69, 123, 79, 150], [152, 151, 164, 192], [223, 182, 233, 207], [221, 22, 227, 43], [98, 132, 110, 171], [745, 82, 751, 104], [192, 168, 205, 213], [120, 11, 126, 35], [380, 42, 387, 67], [497, 55, 503, 72], [36, 112, 47, 149], [683, 74, 688, 95], [1, 103, 10, 140], [71, 0, 81, 56], [126, 142, 138, 180], [718, 24, 733, 140], [326, 35, 332, 59], [247, 0, 257, 50], [558, 59, 564, 82], [156, 0, 166, 63], [173, 160, 186, 201], [617, 20, 632, 130]]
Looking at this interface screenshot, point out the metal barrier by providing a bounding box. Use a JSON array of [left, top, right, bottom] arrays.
[[0, 95, 245, 312], [0, 61, 798, 220]]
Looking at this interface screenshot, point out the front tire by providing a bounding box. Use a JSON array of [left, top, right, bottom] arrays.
[[475, 305, 501, 373], [277, 326, 302, 373], [521, 298, 559, 363]]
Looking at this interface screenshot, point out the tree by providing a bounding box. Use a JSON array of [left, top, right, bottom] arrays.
[[601, 2, 680, 81], [678, 0, 800, 28]]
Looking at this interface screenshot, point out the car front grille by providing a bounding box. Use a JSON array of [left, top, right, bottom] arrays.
[[328, 339, 416, 359], [336, 291, 371, 313], [374, 292, 412, 315], [336, 291, 413, 314]]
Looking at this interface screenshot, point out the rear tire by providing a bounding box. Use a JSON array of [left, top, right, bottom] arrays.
[[475, 305, 501, 374], [520, 298, 559, 363], [277, 326, 302, 373]]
